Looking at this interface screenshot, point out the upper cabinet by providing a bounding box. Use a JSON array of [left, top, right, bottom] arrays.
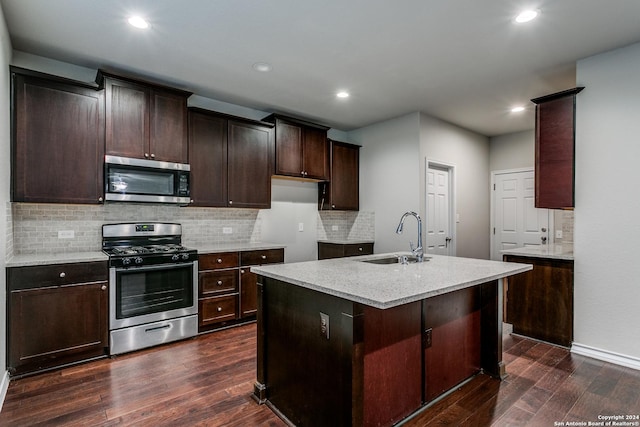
[[11, 68, 105, 204], [98, 71, 191, 164], [319, 140, 360, 211], [264, 114, 330, 180], [188, 108, 274, 209], [532, 87, 584, 209]]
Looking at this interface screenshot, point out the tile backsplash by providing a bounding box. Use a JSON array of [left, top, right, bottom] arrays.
[[554, 209, 574, 243], [11, 203, 263, 255], [317, 210, 375, 241]]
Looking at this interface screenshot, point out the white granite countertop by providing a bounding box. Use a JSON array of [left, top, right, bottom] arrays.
[[501, 243, 574, 261], [317, 239, 375, 245], [252, 252, 532, 309], [192, 242, 286, 254], [6, 251, 109, 267]]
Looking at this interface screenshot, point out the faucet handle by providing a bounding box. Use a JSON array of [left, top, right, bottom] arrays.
[[410, 241, 415, 252]]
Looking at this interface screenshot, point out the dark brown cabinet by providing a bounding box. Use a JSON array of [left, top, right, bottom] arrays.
[[99, 71, 191, 163], [240, 249, 284, 317], [264, 114, 330, 180], [317, 241, 374, 260], [11, 68, 105, 204], [7, 261, 109, 377], [504, 255, 574, 347], [188, 109, 274, 208], [532, 87, 584, 209], [198, 248, 284, 332], [319, 140, 360, 210]]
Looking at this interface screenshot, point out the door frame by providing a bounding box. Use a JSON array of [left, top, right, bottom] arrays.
[[425, 158, 456, 256], [490, 168, 554, 260]]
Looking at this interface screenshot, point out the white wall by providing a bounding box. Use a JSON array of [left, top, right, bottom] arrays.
[[420, 114, 491, 259], [348, 113, 421, 253], [489, 130, 534, 172], [0, 3, 12, 408], [573, 42, 640, 363]]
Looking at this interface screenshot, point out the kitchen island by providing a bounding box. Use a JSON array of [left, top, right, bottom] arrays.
[[251, 253, 532, 427]]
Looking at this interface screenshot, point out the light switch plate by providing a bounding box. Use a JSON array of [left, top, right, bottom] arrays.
[[222, 227, 232, 234], [555, 230, 563, 239], [331, 225, 339, 231], [58, 230, 74, 239], [298, 222, 304, 232]]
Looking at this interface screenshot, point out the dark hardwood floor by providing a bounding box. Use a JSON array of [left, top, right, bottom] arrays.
[[1, 323, 639, 426]]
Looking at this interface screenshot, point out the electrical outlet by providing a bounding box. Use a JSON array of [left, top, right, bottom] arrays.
[[320, 312, 329, 339], [222, 227, 232, 234], [555, 230, 563, 239], [58, 230, 74, 239], [331, 225, 339, 231], [424, 328, 432, 348], [298, 222, 304, 232]]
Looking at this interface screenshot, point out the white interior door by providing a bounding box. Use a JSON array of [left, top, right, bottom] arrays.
[[426, 164, 453, 256], [492, 170, 549, 260]]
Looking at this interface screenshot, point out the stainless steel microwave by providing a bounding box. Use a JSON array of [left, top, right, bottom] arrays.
[[105, 155, 191, 204]]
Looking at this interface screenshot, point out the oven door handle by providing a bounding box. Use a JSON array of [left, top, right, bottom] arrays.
[[114, 262, 194, 273]]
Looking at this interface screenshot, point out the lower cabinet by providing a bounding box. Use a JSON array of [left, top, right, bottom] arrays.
[[198, 248, 284, 332], [7, 261, 109, 377], [504, 255, 574, 347], [317, 241, 374, 260]]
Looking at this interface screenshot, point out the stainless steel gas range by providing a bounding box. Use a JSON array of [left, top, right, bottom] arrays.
[[102, 223, 198, 355]]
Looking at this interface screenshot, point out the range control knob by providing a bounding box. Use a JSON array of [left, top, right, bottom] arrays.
[[171, 254, 180, 261], [134, 257, 144, 265], [181, 253, 190, 260], [122, 257, 132, 266]]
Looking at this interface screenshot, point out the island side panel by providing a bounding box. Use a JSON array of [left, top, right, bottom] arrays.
[[480, 279, 505, 378], [361, 302, 422, 426], [423, 286, 482, 402], [256, 276, 359, 427]]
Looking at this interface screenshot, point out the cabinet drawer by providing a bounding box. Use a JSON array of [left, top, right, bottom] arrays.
[[198, 252, 239, 270], [240, 248, 284, 266], [8, 261, 108, 291], [199, 269, 238, 296], [343, 243, 374, 257], [199, 295, 237, 325]]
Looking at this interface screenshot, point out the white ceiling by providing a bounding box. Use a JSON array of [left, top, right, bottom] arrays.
[[2, 0, 640, 137]]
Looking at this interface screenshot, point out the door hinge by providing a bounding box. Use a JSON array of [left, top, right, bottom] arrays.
[[493, 227, 496, 235], [493, 183, 496, 190]]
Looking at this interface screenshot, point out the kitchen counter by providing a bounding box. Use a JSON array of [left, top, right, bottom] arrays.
[[253, 252, 531, 309], [253, 253, 532, 426], [501, 243, 573, 260], [6, 251, 108, 267], [191, 242, 286, 254]]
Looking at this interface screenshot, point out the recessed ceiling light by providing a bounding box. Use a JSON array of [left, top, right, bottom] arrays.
[[128, 16, 150, 29], [252, 62, 272, 72], [511, 106, 526, 113], [336, 91, 350, 99], [515, 10, 539, 23]]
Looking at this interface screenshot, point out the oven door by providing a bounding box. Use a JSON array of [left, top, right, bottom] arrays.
[[109, 261, 198, 330]]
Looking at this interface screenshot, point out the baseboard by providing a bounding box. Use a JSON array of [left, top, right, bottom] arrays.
[[0, 370, 9, 413], [571, 342, 640, 371]]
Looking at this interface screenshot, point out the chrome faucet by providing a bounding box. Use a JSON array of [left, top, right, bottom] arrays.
[[395, 211, 424, 262]]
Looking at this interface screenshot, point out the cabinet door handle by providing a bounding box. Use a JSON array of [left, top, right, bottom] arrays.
[[59, 272, 66, 278], [150, 153, 155, 159], [241, 269, 245, 274], [98, 197, 104, 203], [101, 285, 107, 291], [144, 153, 150, 158], [229, 200, 233, 205], [217, 307, 223, 312]]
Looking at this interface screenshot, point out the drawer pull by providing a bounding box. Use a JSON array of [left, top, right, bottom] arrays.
[[59, 272, 66, 278], [217, 280, 223, 286], [217, 307, 222, 312], [358, 247, 363, 251], [261, 255, 267, 260], [217, 258, 223, 264]]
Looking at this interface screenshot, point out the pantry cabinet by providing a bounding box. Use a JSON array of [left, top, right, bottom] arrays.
[[319, 140, 360, 211], [532, 87, 584, 209], [7, 261, 109, 377], [188, 109, 274, 208], [11, 68, 105, 204], [264, 114, 330, 180], [99, 71, 191, 164]]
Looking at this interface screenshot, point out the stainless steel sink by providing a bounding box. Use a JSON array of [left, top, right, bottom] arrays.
[[359, 255, 422, 265]]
